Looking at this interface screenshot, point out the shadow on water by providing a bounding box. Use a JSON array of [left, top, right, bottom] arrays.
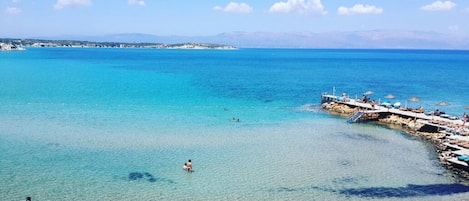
[[273, 183, 469, 198], [128, 172, 157, 182], [336, 131, 386, 143], [128, 172, 175, 184], [339, 183, 469, 198]]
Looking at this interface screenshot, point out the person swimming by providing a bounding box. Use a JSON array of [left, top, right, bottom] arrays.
[[187, 159, 192, 169]]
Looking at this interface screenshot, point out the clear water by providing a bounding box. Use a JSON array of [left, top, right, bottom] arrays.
[[1, 48, 469, 200]]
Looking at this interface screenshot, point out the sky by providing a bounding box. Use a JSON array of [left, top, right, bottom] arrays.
[[1, 0, 469, 38]]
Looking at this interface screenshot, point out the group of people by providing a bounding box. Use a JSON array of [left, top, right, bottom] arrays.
[[182, 159, 192, 172], [361, 94, 370, 103]]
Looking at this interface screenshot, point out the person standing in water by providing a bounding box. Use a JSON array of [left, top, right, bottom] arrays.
[[187, 159, 192, 170], [183, 163, 190, 171], [183, 159, 193, 172]]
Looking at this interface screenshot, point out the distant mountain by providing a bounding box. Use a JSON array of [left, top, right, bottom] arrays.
[[34, 30, 469, 49], [208, 31, 469, 49]]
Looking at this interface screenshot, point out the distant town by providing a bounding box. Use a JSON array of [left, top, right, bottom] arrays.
[[0, 38, 236, 51]]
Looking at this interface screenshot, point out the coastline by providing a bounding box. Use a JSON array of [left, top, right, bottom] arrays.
[[321, 98, 469, 181], [0, 38, 237, 50], [0, 42, 25, 51]]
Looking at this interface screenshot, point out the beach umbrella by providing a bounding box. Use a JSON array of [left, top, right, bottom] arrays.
[[436, 101, 450, 106], [363, 90, 374, 95], [381, 94, 394, 109], [435, 101, 450, 113], [384, 94, 396, 99], [405, 96, 421, 108], [362, 91, 374, 102], [408, 96, 421, 102], [434, 101, 450, 119]]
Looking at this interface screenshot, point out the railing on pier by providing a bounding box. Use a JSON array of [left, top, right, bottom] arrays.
[[347, 111, 364, 123]]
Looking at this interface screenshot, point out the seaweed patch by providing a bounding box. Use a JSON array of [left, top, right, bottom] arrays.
[[127, 172, 175, 184], [128, 172, 157, 183], [339, 183, 469, 198]]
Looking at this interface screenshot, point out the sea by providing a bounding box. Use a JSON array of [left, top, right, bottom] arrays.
[[1, 48, 469, 201]]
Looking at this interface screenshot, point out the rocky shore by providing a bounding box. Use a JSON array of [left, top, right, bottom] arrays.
[[0, 42, 24, 51], [322, 101, 469, 181]]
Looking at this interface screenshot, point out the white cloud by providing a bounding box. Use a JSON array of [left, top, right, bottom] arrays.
[[128, 0, 145, 6], [337, 4, 383, 15], [5, 7, 21, 14], [54, 0, 92, 10], [269, 0, 327, 15], [213, 2, 253, 14], [420, 1, 455, 11]]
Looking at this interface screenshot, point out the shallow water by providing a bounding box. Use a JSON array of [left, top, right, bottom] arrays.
[[1, 48, 469, 200]]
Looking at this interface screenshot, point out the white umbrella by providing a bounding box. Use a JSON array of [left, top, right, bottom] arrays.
[[436, 101, 450, 106], [434, 101, 450, 118], [363, 90, 374, 95], [384, 94, 396, 99], [408, 96, 421, 102], [405, 96, 421, 109]]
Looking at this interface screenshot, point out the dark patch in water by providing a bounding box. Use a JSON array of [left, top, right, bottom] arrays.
[[128, 172, 175, 184], [332, 176, 364, 185], [277, 187, 297, 192], [339, 183, 469, 198], [272, 185, 328, 194], [270, 183, 469, 198], [338, 132, 384, 142], [338, 160, 352, 166], [264, 99, 273, 103], [128, 172, 157, 183], [128, 172, 144, 180]]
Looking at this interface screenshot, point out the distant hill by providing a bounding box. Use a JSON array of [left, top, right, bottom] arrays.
[[31, 30, 469, 49], [210, 31, 469, 49]]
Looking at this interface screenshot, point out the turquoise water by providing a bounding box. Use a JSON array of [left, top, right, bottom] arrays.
[[1, 48, 469, 200]]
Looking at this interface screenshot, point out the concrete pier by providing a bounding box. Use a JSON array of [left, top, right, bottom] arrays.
[[321, 93, 469, 171], [321, 94, 465, 127]]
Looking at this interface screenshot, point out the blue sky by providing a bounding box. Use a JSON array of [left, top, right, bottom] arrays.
[[1, 0, 469, 38]]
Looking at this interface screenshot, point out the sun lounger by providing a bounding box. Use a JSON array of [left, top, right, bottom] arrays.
[[457, 155, 469, 161], [399, 107, 410, 111]]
